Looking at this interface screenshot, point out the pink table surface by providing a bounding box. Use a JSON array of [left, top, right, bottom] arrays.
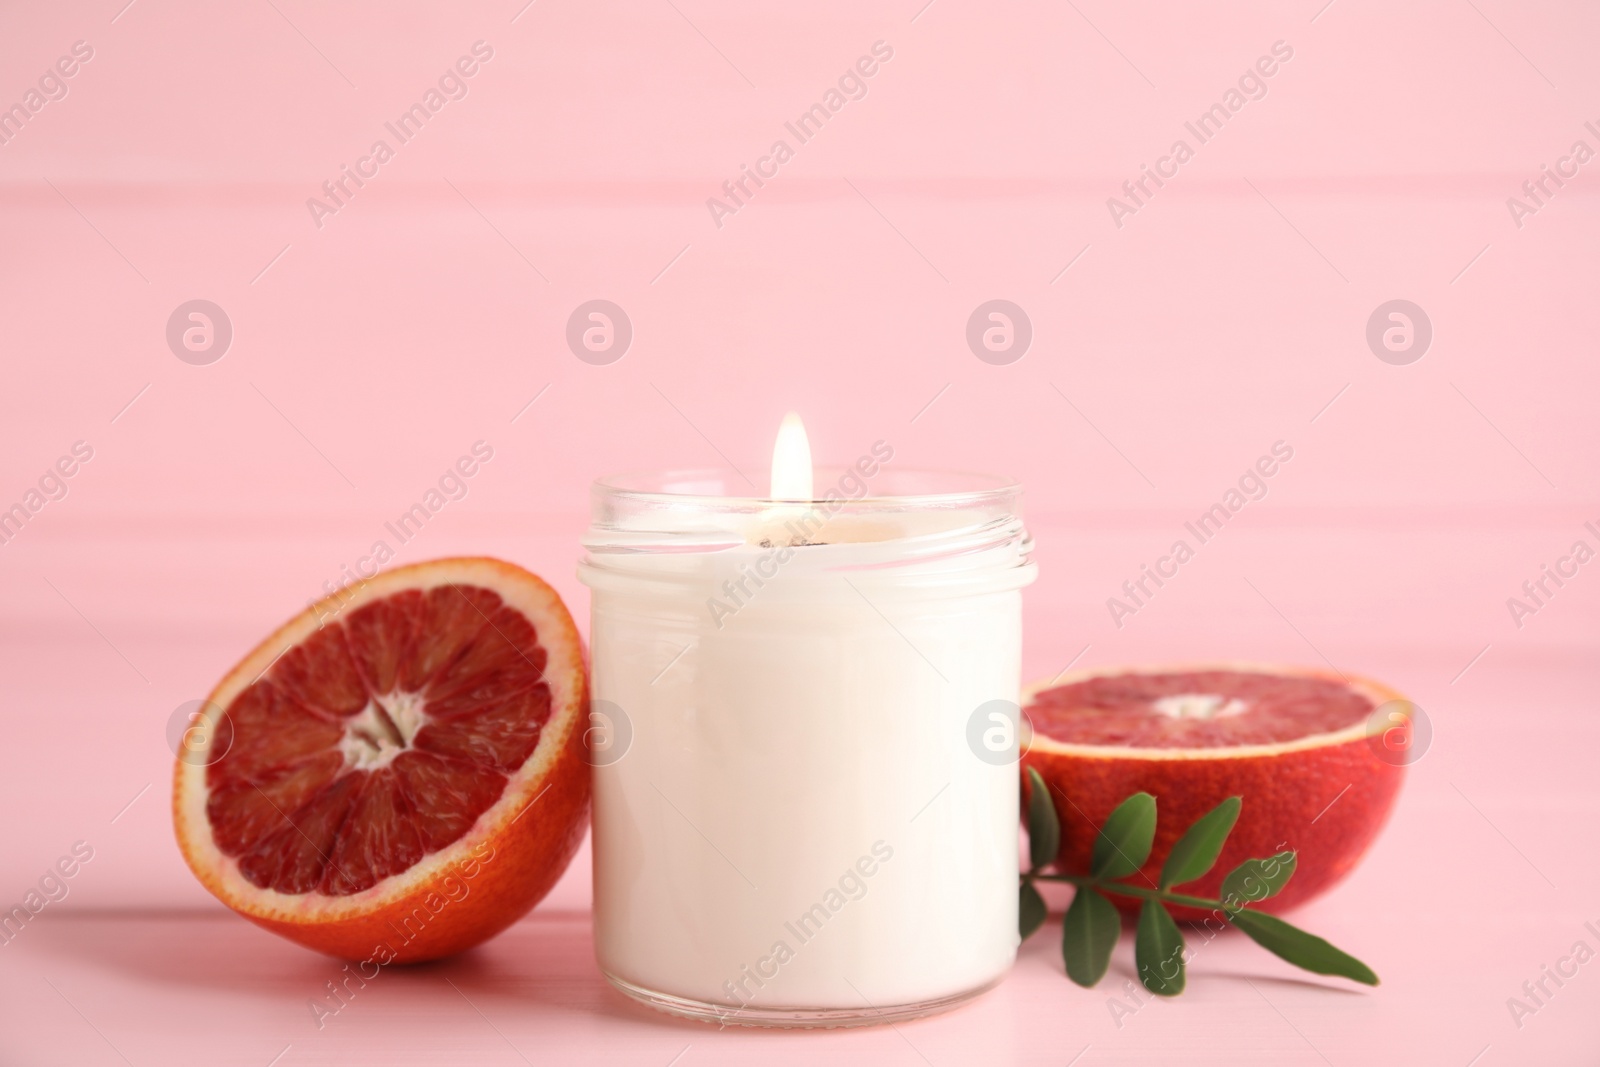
[[2, 0, 1598, 1062]]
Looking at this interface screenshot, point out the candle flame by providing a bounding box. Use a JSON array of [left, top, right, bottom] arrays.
[[769, 412, 813, 502]]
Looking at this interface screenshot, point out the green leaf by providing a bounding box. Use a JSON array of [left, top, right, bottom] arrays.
[[1159, 796, 1241, 889], [1025, 767, 1060, 872], [1219, 851, 1297, 910], [1091, 792, 1157, 879], [1135, 899, 1186, 996], [1061, 887, 1120, 987], [1019, 880, 1048, 941], [1229, 909, 1379, 985]]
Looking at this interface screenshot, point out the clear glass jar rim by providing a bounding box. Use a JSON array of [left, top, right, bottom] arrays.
[[592, 467, 1021, 510], [582, 466, 1034, 594]]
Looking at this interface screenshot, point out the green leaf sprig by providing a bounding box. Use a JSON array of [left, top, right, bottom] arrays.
[[1020, 767, 1378, 995]]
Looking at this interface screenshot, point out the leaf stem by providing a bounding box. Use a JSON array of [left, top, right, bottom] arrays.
[[1029, 873, 1231, 914]]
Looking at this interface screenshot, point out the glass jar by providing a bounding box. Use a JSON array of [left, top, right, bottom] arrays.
[[577, 462, 1036, 1027]]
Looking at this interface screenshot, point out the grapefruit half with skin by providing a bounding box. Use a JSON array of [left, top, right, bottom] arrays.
[[173, 558, 590, 963], [1021, 664, 1408, 921]]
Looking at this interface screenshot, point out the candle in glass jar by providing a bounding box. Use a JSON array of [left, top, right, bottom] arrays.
[[578, 416, 1036, 1027]]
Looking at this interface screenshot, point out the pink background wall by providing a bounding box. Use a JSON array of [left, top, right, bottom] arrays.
[[1, 0, 1596, 1060]]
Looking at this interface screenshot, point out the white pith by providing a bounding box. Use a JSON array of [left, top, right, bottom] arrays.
[[1151, 693, 1248, 721], [339, 690, 427, 771]]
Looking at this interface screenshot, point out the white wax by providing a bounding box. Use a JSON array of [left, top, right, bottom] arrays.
[[585, 530, 1028, 1013]]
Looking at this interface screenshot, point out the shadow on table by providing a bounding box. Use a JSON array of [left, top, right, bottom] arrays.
[[1206, 970, 1372, 997], [1089, 954, 1373, 999], [36, 908, 705, 1031]]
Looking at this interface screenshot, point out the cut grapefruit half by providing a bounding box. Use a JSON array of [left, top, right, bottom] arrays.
[[173, 557, 590, 963], [1022, 664, 1409, 920]]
